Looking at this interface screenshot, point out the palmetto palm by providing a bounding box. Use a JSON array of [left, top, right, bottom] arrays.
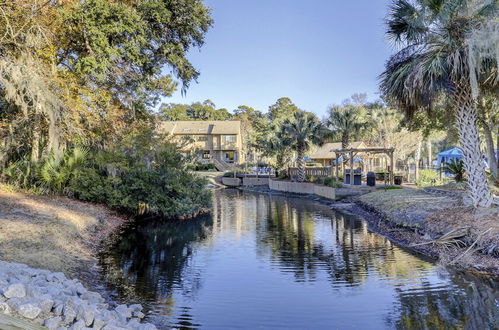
[[380, 0, 498, 207], [327, 106, 367, 163], [277, 111, 327, 182]]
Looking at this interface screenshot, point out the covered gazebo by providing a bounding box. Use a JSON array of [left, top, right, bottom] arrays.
[[332, 147, 395, 185]]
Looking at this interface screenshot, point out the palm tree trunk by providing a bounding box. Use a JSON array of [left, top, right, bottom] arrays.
[[453, 83, 493, 207], [296, 145, 305, 182]]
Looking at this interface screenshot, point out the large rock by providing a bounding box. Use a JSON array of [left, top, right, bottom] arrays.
[[38, 295, 55, 313], [70, 319, 86, 330], [92, 316, 109, 330], [44, 316, 63, 330], [0, 261, 158, 329], [18, 303, 42, 319], [114, 304, 132, 320], [0, 301, 11, 314], [63, 304, 77, 324], [3, 283, 26, 298], [77, 304, 95, 326]]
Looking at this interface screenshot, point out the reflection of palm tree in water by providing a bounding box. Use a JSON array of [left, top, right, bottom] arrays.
[[387, 272, 498, 329], [100, 191, 498, 329], [259, 195, 410, 285]]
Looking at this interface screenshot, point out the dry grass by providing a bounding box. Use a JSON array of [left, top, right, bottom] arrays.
[[358, 188, 499, 274], [0, 184, 126, 280], [426, 207, 499, 257]]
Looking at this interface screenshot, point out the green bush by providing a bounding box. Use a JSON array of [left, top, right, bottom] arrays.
[[68, 167, 108, 203], [186, 162, 216, 171], [443, 159, 465, 182], [3, 157, 40, 190], [323, 176, 343, 188], [305, 175, 316, 183], [2, 125, 212, 219], [415, 169, 442, 187]]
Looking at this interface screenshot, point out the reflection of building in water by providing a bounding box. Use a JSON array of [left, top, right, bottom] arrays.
[[210, 189, 269, 238], [101, 190, 498, 330]]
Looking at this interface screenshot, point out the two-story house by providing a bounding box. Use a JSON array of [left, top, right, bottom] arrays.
[[159, 121, 244, 168]]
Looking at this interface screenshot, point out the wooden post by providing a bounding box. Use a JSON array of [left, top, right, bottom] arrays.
[[350, 151, 354, 185], [390, 151, 394, 185], [335, 157, 339, 182]]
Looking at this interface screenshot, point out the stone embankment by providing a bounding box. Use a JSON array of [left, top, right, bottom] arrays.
[[0, 261, 156, 330]]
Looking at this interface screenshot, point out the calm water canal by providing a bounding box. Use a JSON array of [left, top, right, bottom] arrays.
[[100, 189, 499, 329]]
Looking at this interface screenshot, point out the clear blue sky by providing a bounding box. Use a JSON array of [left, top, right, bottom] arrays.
[[165, 0, 393, 117]]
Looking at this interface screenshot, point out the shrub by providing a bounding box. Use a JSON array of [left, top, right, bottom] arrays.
[[2, 124, 212, 219], [443, 159, 465, 182], [416, 169, 442, 187], [68, 167, 108, 203], [323, 176, 343, 188], [39, 147, 89, 194], [3, 157, 39, 190], [305, 175, 316, 183], [186, 162, 216, 171]]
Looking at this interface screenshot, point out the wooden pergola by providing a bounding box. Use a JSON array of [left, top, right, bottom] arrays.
[[331, 147, 395, 185]]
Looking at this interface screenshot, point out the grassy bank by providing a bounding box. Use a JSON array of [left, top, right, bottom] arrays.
[[0, 184, 126, 288], [356, 188, 499, 275]]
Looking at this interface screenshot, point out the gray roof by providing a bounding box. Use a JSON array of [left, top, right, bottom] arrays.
[[159, 121, 241, 135], [309, 141, 366, 159]]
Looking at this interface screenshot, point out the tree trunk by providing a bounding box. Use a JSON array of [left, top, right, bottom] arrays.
[[414, 140, 422, 181], [483, 125, 498, 176], [453, 83, 493, 207], [31, 114, 40, 163], [296, 145, 305, 182], [426, 140, 432, 168], [478, 96, 498, 176], [497, 126, 499, 174]]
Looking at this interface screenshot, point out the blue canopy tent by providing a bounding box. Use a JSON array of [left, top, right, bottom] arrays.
[[436, 147, 463, 169], [334, 156, 363, 163]]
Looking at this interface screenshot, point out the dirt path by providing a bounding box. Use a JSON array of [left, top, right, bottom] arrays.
[[0, 185, 127, 292]]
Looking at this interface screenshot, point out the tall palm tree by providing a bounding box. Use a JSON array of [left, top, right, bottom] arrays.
[[327, 106, 366, 150], [326, 106, 367, 166], [277, 111, 327, 182], [380, 0, 497, 207]]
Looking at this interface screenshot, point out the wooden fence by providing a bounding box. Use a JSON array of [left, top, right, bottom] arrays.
[[288, 167, 332, 179]]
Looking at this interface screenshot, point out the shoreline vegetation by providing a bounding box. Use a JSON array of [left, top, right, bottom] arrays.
[[0, 184, 161, 328], [237, 184, 499, 277]]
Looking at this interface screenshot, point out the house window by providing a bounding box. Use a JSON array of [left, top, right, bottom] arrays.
[[223, 135, 236, 143], [203, 151, 211, 159], [224, 151, 235, 162], [196, 135, 207, 142]]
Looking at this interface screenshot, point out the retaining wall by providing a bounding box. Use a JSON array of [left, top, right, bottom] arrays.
[[268, 179, 335, 200], [242, 177, 269, 186], [221, 177, 241, 187]]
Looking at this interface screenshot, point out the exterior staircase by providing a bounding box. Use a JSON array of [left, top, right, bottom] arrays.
[[212, 158, 235, 172]]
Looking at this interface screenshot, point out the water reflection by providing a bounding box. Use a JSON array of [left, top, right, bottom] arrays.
[[100, 189, 498, 329]]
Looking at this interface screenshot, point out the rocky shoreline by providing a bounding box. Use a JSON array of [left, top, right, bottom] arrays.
[[0, 261, 157, 329]]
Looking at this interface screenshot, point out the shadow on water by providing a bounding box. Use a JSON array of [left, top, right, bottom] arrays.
[[100, 189, 498, 329]]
